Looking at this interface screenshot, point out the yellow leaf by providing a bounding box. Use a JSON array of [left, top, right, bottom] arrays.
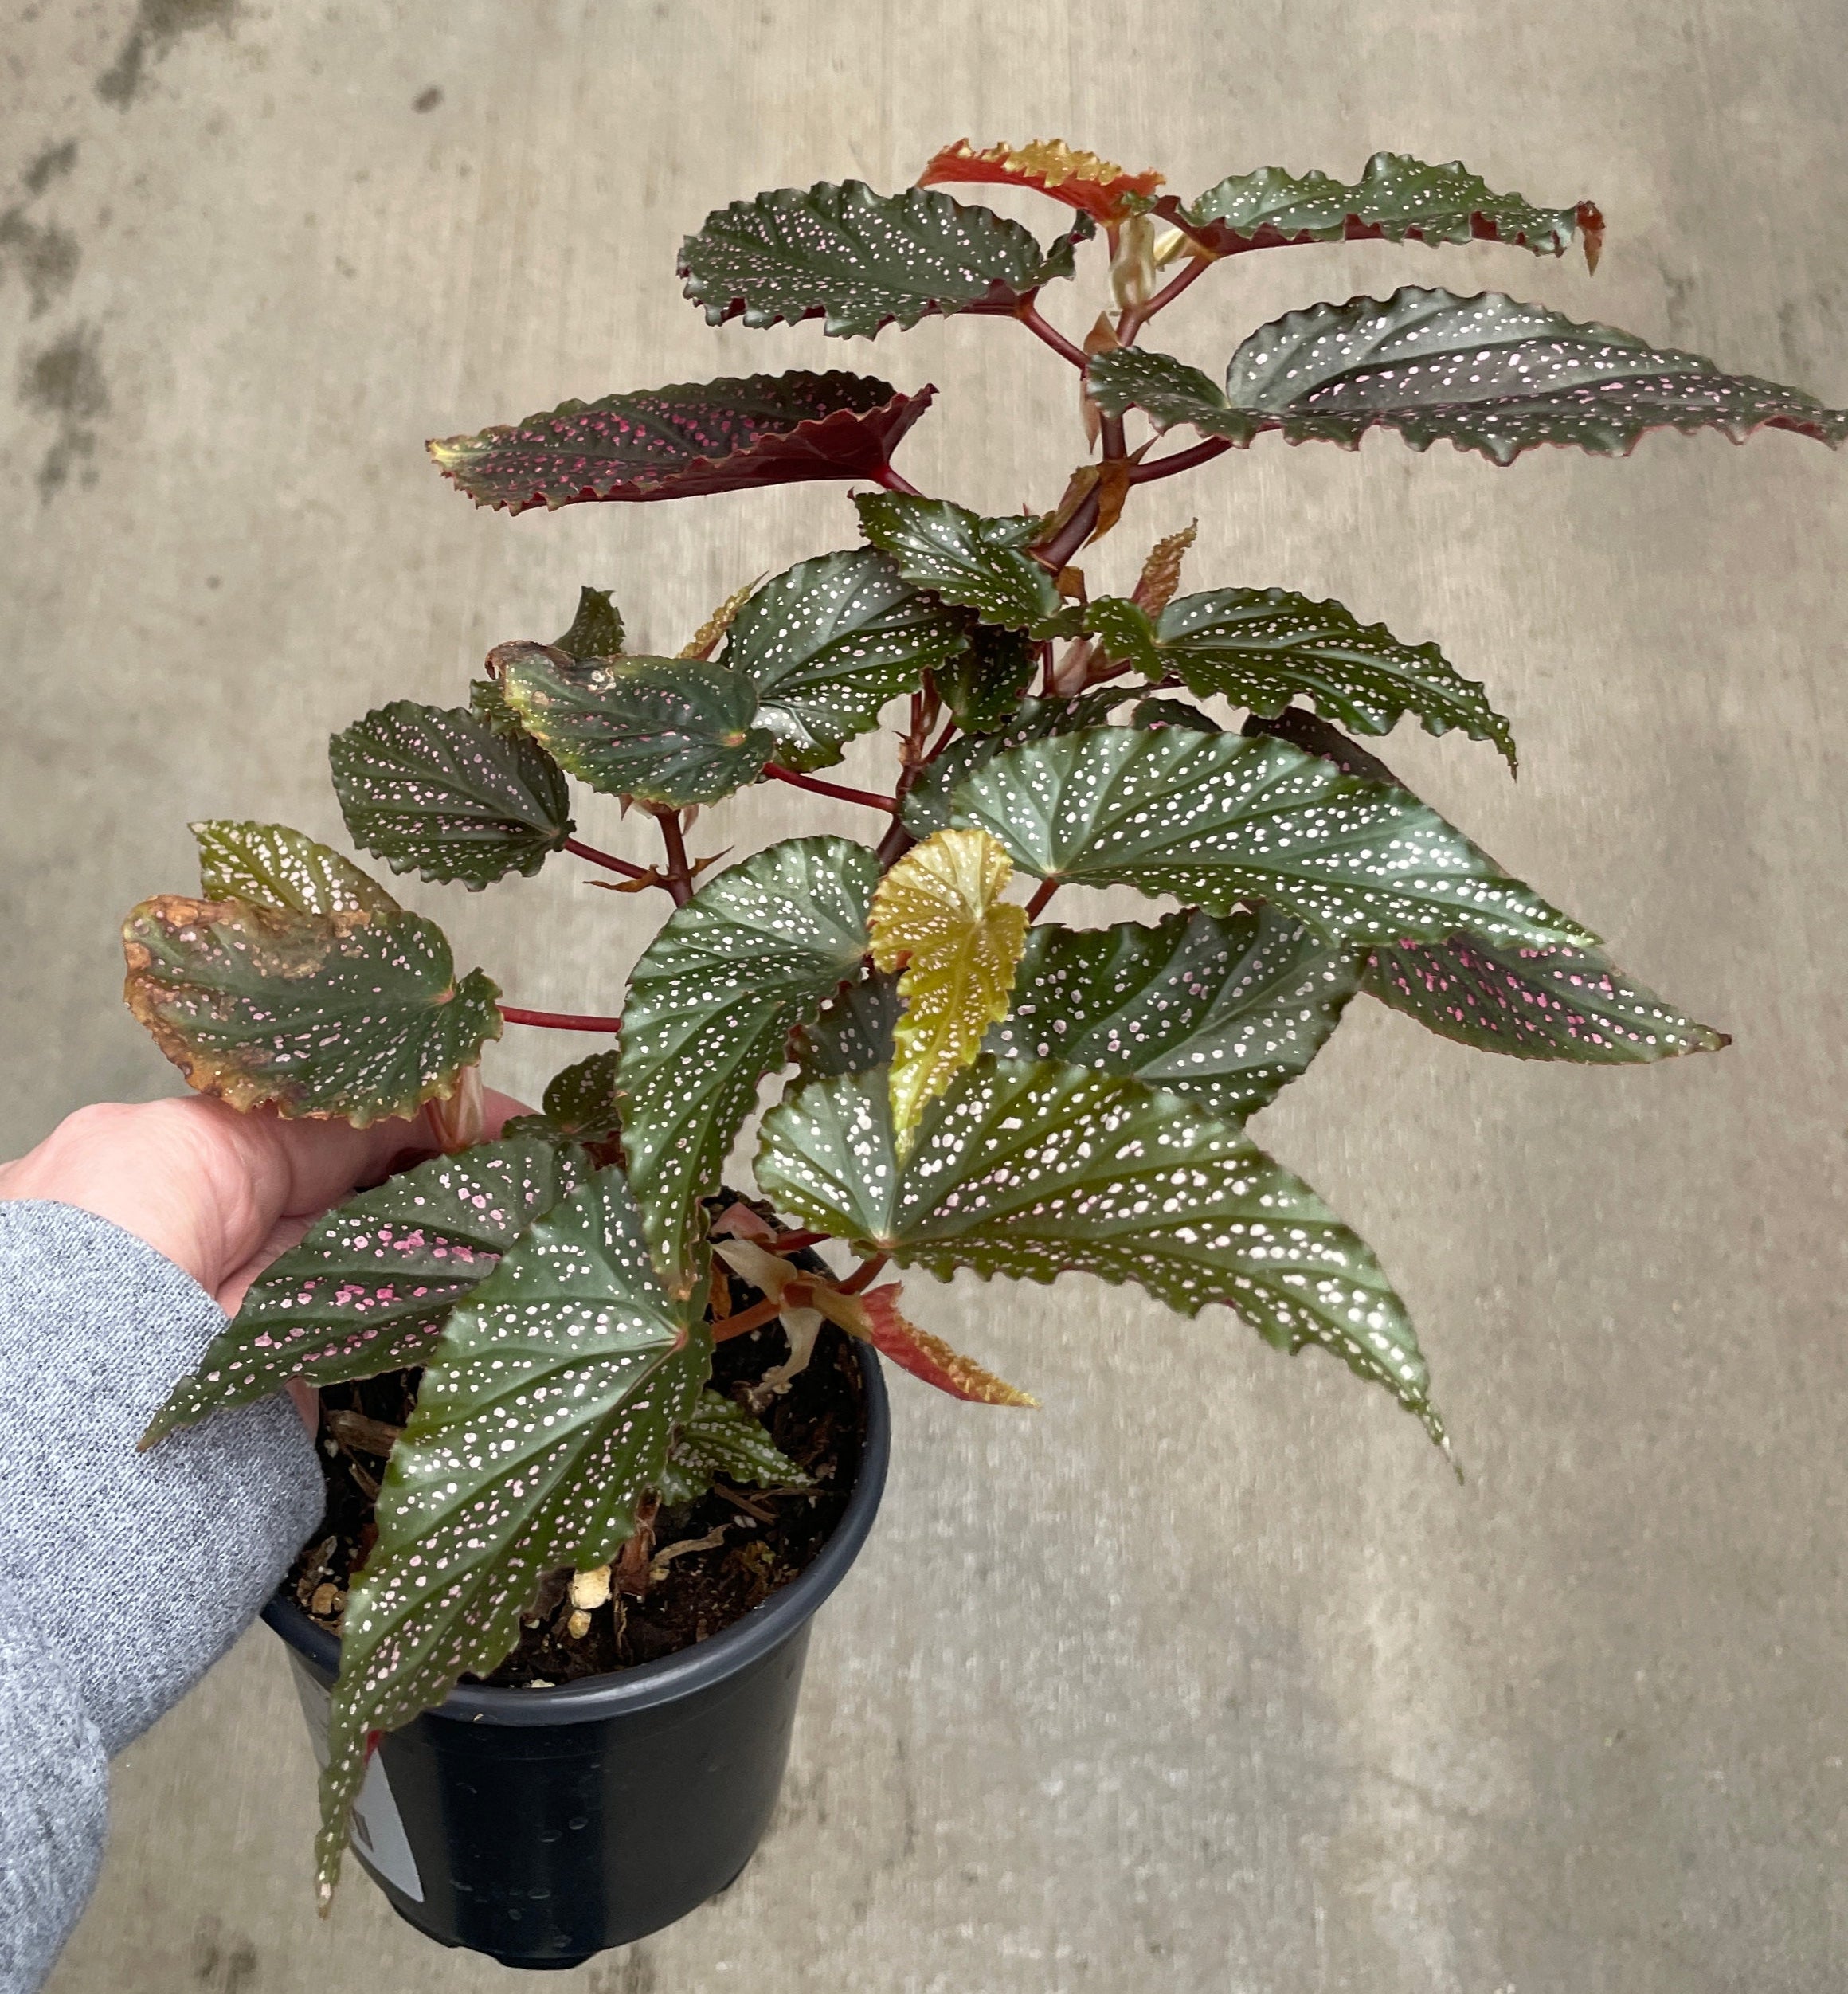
[[870, 827, 1028, 1150]]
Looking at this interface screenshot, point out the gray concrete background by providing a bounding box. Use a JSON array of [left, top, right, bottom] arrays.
[[4, 1, 1846, 1987]]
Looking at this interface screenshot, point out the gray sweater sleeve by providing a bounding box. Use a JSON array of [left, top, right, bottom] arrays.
[[0, 1201, 324, 1994]]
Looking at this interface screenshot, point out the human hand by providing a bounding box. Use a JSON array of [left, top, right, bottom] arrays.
[[0, 1087, 527, 1317]]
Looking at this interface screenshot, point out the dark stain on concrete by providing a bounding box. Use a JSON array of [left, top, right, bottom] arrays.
[[0, 210, 80, 316], [22, 139, 78, 197], [189, 1916, 258, 1994], [19, 326, 109, 501], [97, 0, 239, 108], [413, 84, 444, 112]]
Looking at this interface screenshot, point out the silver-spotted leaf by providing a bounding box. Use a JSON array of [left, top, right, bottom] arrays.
[[900, 693, 1122, 837], [721, 547, 969, 770], [329, 702, 575, 889], [1366, 935, 1729, 1062], [756, 1061, 1440, 1441], [1088, 290, 1848, 464], [141, 1138, 587, 1445], [988, 908, 1362, 1121], [1174, 153, 1600, 265], [657, 1387, 810, 1505], [499, 643, 777, 808], [429, 372, 934, 512], [192, 820, 399, 919], [855, 492, 1062, 629], [679, 180, 1092, 339], [317, 1164, 704, 1900], [950, 726, 1594, 950], [555, 585, 624, 659], [934, 621, 1036, 731], [793, 966, 901, 1081], [617, 836, 881, 1300]]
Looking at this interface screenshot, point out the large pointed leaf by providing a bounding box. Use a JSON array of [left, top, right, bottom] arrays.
[[757, 1060, 1440, 1441], [679, 180, 1094, 339], [429, 372, 934, 513], [720, 547, 969, 770], [1171, 153, 1600, 266], [617, 836, 881, 1301], [1366, 935, 1729, 1062], [329, 702, 575, 890], [141, 1138, 587, 1445], [988, 908, 1362, 1121], [855, 492, 1063, 630], [497, 642, 777, 808], [1085, 588, 1516, 768], [919, 138, 1163, 226], [901, 692, 1122, 837], [950, 726, 1595, 950], [1089, 290, 1848, 464], [317, 1165, 703, 1901], [123, 827, 500, 1126], [870, 828, 1028, 1148]]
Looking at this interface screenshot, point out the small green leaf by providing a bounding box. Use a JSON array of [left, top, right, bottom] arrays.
[[1176, 154, 1600, 266], [757, 1060, 1440, 1442], [793, 966, 900, 1081], [617, 837, 881, 1300], [1090, 290, 1848, 464], [934, 621, 1036, 731], [141, 1138, 588, 1445], [679, 179, 1092, 339], [318, 1164, 704, 1902], [855, 492, 1062, 629], [951, 727, 1594, 950], [555, 585, 624, 659], [330, 703, 576, 890], [901, 693, 1122, 837], [1132, 696, 1220, 733], [499, 642, 777, 808], [468, 677, 528, 742], [429, 371, 934, 511], [869, 827, 1029, 1149], [1366, 935, 1730, 1062], [988, 908, 1362, 1121], [658, 1388, 811, 1504], [540, 1050, 624, 1138], [1080, 587, 1517, 768], [123, 829, 501, 1126], [721, 547, 969, 770]]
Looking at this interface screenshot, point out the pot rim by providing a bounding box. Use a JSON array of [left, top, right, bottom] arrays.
[[264, 1340, 889, 1727]]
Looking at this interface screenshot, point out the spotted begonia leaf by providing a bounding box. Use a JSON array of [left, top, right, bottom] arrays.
[[123, 826, 501, 1126], [679, 180, 1093, 339], [555, 586, 624, 660], [720, 547, 970, 770], [855, 493, 1062, 630], [793, 966, 901, 1082], [317, 1165, 706, 1902], [988, 908, 1363, 1122], [919, 139, 1163, 226], [1086, 587, 1517, 768], [1366, 935, 1729, 1062], [429, 372, 934, 513], [497, 642, 777, 808], [617, 836, 881, 1301], [1133, 695, 1221, 733], [934, 621, 1036, 731], [1171, 154, 1600, 267], [950, 727, 1594, 950], [329, 702, 575, 890], [657, 1387, 810, 1505], [538, 1051, 624, 1138], [870, 828, 1029, 1148], [901, 693, 1122, 837], [1088, 291, 1848, 464], [140, 1138, 587, 1446], [756, 1060, 1440, 1442]]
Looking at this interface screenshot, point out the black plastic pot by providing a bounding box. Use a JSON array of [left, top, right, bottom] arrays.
[[267, 1343, 889, 1971]]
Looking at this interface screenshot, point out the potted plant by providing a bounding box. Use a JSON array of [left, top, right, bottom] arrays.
[[123, 138, 1843, 1968]]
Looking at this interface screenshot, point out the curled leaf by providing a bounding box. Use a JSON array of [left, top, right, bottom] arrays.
[[849, 1283, 1036, 1405], [920, 138, 1163, 226]]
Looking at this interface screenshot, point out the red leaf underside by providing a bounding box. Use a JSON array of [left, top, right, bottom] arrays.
[[920, 138, 1163, 226]]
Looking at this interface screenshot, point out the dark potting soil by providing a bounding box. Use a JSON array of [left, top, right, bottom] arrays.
[[285, 1229, 866, 1688]]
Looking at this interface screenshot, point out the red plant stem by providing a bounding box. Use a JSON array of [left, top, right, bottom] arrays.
[[1100, 411, 1127, 461], [1025, 877, 1060, 919], [1129, 436, 1235, 484], [1117, 252, 1211, 344], [763, 764, 898, 813], [712, 1295, 785, 1343], [1016, 296, 1088, 369], [562, 836, 651, 881], [925, 715, 960, 762], [653, 808, 695, 907], [768, 1229, 829, 1255], [872, 463, 924, 496], [839, 1252, 889, 1295], [1033, 489, 1101, 574], [500, 1006, 623, 1032]]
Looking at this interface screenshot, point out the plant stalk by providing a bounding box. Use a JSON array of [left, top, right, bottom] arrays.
[[562, 837, 651, 881], [499, 1006, 624, 1032], [763, 765, 898, 813], [653, 808, 695, 907]]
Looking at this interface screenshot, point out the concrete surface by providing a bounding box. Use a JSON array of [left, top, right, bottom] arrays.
[[3, 2, 1846, 1988]]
